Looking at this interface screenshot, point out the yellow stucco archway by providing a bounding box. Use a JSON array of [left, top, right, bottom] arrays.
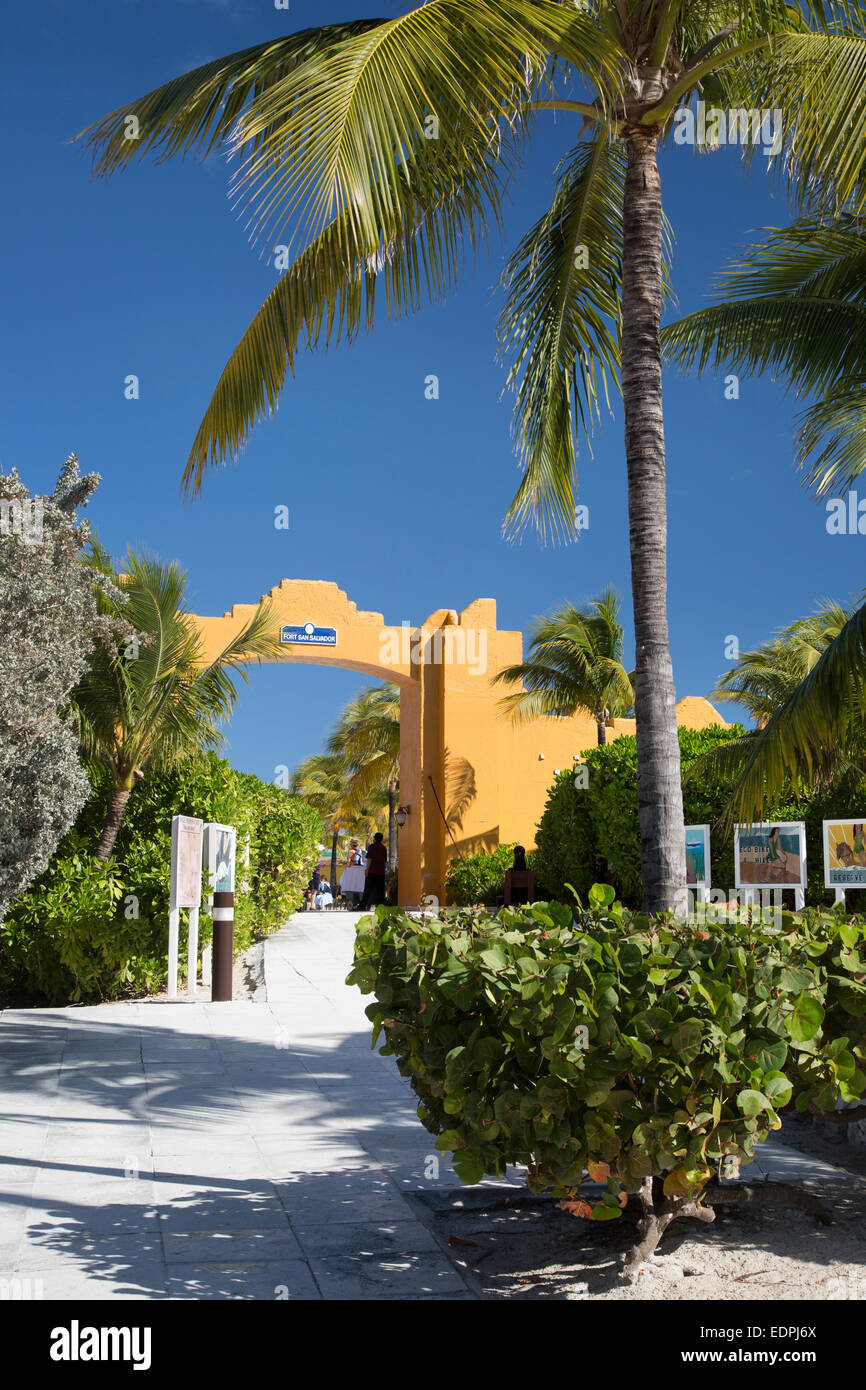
[[191, 578, 727, 906]]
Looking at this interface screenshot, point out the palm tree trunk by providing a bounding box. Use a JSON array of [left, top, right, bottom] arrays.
[[94, 785, 132, 863], [330, 829, 339, 896], [621, 132, 686, 915], [388, 778, 397, 872]]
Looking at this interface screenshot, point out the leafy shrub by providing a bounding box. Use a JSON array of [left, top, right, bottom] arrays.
[[0, 456, 129, 922], [534, 725, 860, 906], [348, 890, 866, 1259], [1, 752, 321, 1004], [532, 765, 607, 905], [445, 844, 517, 906], [1, 840, 165, 1003]]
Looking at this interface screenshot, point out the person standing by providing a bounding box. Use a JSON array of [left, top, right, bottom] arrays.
[[362, 832, 388, 908]]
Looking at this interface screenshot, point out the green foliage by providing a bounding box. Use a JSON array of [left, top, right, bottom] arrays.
[[531, 772, 598, 906], [347, 896, 866, 1212], [74, 544, 282, 860], [1, 752, 321, 1005], [534, 724, 861, 907], [445, 844, 518, 906], [0, 455, 124, 921], [0, 841, 164, 1003]]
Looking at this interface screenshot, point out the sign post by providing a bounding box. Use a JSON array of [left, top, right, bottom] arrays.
[[169, 816, 203, 999], [734, 822, 807, 912], [685, 824, 711, 906], [823, 819, 866, 911], [204, 823, 237, 1003]]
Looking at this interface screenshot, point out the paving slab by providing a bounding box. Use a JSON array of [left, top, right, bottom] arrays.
[[309, 1251, 470, 1300], [165, 1259, 320, 1301], [17, 911, 854, 1300]]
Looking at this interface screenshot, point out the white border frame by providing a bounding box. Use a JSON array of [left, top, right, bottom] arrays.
[[169, 816, 202, 999], [204, 822, 237, 896], [734, 821, 807, 892], [822, 818, 866, 891], [685, 824, 711, 891], [170, 815, 203, 910]]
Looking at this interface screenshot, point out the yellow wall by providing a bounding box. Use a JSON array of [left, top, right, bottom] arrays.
[[191, 580, 728, 906]]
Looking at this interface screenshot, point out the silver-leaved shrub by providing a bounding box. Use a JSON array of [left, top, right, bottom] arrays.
[[0, 455, 122, 921]]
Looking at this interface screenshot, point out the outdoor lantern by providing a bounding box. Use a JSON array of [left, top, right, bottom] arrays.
[[396, 805, 410, 829]]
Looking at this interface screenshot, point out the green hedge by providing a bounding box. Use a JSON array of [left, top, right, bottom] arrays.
[[534, 725, 864, 907], [445, 844, 518, 906], [348, 892, 866, 1221], [1, 752, 321, 1004]]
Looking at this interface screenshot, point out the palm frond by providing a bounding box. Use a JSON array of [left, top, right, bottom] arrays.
[[796, 374, 866, 496], [662, 213, 866, 497], [73, 550, 281, 781], [498, 131, 625, 542], [182, 157, 504, 491], [492, 592, 633, 723], [717, 594, 866, 821], [75, 21, 388, 177], [740, 29, 866, 211], [711, 600, 853, 723], [662, 215, 866, 399], [228, 1, 617, 252]]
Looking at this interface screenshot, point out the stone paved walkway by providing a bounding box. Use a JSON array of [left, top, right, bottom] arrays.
[[0, 912, 857, 1300], [0, 913, 484, 1300]]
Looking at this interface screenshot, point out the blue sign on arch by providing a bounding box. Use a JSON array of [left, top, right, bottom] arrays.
[[281, 622, 338, 648]]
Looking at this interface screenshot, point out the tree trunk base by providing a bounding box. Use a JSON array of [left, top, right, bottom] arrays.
[[619, 1177, 833, 1282]]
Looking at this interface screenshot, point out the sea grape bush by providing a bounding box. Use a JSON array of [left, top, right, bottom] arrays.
[[347, 886, 866, 1216]]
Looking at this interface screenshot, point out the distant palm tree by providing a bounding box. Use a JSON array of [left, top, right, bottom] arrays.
[[663, 213, 866, 500], [685, 598, 865, 821], [289, 751, 385, 891], [327, 685, 400, 870], [75, 546, 281, 861], [290, 753, 350, 892], [712, 603, 853, 727], [493, 588, 633, 746]]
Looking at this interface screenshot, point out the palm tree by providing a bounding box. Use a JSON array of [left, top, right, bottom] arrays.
[[492, 588, 633, 745], [326, 684, 401, 871], [75, 547, 282, 861], [662, 212, 866, 499], [711, 602, 854, 727], [684, 597, 865, 820], [661, 214, 866, 816], [78, 3, 866, 909], [289, 751, 385, 892], [289, 753, 346, 892]]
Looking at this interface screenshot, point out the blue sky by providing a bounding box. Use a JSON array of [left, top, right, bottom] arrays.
[[3, 0, 861, 783]]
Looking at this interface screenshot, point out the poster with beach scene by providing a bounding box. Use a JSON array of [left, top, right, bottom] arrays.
[[734, 822, 807, 889], [204, 822, 236, 895], [685, 825, 711, 888], [823, 819, 866, 888]]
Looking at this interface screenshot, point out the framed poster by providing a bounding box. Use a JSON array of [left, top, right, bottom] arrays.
[[204, 822, 236, 895], [170, 815, 203, 910], [734, 822, 807, 889], [823, 819, 866, 888], [685, 824, 711, 889]]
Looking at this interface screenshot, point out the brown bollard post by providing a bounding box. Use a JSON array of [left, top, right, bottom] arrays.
[[212, 891, 234, 1002]]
